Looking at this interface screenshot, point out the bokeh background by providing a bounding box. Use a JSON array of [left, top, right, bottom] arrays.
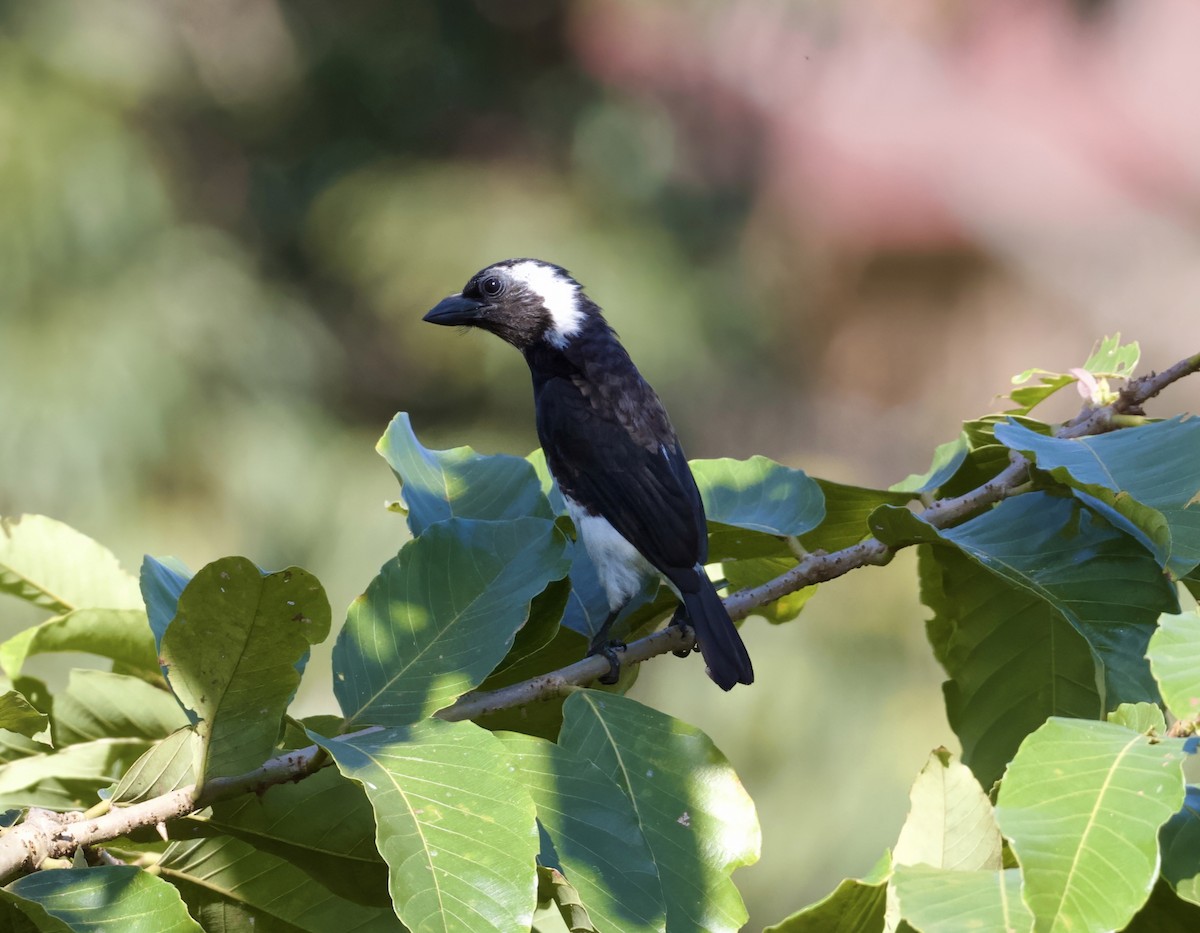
[[3, 0, 1200, 926]]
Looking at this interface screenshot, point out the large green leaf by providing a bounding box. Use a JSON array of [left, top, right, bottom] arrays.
[[1147, 610, 1200, 723], [890, 435, 970, 495], [919, 544, 1103, 789], [160, 558, 331, 785], [881, 493, 1178, 784], [311, 719, 540, 933], [0, 515, 142, 613], [721, 556, 812, 624], [2, 866, 201, 933], [52, 670, 186, 746], [691, 456, 824, 537], [0, 609, 159, 682], [995, 718, 1187, 933], [0, 737, 149, 810], [378, 412, 554, 535], [334, 517, 569, 727], [160, 835, 402, 932], [0, 691, 47, 738], [499, 732, 666, 933], [195, 765, 389, 907], [557, 691, 758, 933], [892, 866, 1031, 933]]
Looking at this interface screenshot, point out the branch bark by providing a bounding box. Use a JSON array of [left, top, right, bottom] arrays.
[[1, 349, 1197, 883]]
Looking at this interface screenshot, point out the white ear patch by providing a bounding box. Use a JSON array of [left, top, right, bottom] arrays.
[[508, 260, 584, 348]]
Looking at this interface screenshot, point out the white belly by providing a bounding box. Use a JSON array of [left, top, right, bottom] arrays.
[[564, 495, 651, 611]]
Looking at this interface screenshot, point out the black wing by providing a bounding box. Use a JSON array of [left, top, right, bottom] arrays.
[[535, 373, 708, 574]]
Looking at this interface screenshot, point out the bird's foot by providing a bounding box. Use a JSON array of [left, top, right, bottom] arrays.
[[588, 641, 626, 685], [668, 608, 693, 658]]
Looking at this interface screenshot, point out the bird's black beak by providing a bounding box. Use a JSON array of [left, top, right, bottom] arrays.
[[423, 294, 484, 326]]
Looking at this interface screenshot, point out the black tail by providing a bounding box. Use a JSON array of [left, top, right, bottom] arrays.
[[681, 577, 754, 690]]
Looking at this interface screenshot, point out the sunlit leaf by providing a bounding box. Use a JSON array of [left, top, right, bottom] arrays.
[[1107, 702, 1167, 736], [558, 691, 758, 933], [2, 866, 201, 933], [378, 412, 553, 534], [763, 853, 890, 932], [995, 718, 1187, 933], [312, 719, 539, 933], [0, 608, 158, 683], [893, 866, 1032, 933], [111, 727, 197, 804], [500, 732, 666, 933], [334, 517, 569, 727], [1148, 610, 1200, 724], [0, 515, 142, 613], [691, 456, 824, 537], [890, 435, 970, 494]]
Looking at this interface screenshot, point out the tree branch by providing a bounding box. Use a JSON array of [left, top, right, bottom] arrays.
[[1, 348, 1196, 884]]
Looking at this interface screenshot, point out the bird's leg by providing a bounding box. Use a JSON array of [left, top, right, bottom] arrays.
[[667, 603, 693, 658], [587, 609, 626, 685]]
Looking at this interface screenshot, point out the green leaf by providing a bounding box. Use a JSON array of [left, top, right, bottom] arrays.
[[2, 867, 201, 933], [0, 608, 159, 683], [160, 558, 331, 785], [139, 557, 192, 653], [499, 732, 666, 933], [996, 417, 1200, 575], [890, 435, 970, 494], [691, 456, 824, 536], [0, 515, 143, 613], [378, 412, 554, 534], [885, 748, 1002, 931], [892, 866, 1032, 933], [1107, 702, 1167, 736], [1148, 611, 1200, 723], [52, 670, 187, 746], [995, 718, 1187, 933], [0, 691, 47, 738], [160, 835, 403, 932], [334, 517, 569, 727], [1160, 785, 1200, 906], [890, 493, 1178, 784], [111, 727, 198, 804], [311, 719, 540, 933], [0, 737, 149, 810], [799, 481, 912, 553], [1003, 334, 1138, 414], [196, 765, 389, 907], [558, 691, 758, 933], [763, 854, 890, 932], [1081, 332, 1139, 378]]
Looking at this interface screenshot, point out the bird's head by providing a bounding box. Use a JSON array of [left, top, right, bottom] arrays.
[[423, 259, 594, 352]]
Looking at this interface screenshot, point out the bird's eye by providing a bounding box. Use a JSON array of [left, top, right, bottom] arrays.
[[480, 276, 504, 298]]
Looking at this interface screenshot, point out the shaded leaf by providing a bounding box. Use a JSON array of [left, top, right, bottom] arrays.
[[500, 732, 666, 933], [160, 835, 402, 932], [890, 435, 970, 495], [691, 456, 824, 537], [799, 481, 912, 553], [3, 865, 201, 933], [763, 853, 890, 932], [378, 412, 553, 535], [558, 691, 758, 933], [312, 719, 539, 933], [995, 718, 1186, 933], [722, 556, 811, 624], [139, 557, 192, 653], [0, 737, 149, 810], [334, 517, 569, 727], [1160, 785, 1200, 906], [160, 558, 331, 785], [0, 515, 142, 613], [1123, 877, 1200, 933]]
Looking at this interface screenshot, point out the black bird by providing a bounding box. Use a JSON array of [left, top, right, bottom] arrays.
[[424, 259, 753, 690]]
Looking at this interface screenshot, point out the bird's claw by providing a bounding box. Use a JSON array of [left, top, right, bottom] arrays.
[[590, 641, 626, 685], [668, 609, 693, 658]]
